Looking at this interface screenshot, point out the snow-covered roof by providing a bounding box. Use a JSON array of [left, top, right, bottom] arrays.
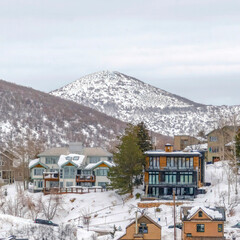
[[29, 158, 39, 168], [184, 206, 225, 221], [184, 143, 208, 152], [84, 160, 114, 170], [29, 158, 48, 169], [58, 154, 85, 168]]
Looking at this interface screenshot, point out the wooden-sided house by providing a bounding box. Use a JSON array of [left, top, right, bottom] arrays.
[[181, 206, 226, 240], [118, 214, 161, 240]]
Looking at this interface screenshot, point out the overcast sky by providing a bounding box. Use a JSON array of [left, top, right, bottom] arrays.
[[1, 0, 240, 106]]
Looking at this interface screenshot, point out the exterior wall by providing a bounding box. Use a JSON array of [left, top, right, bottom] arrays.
[[0, 153, 14, 185], [174, 136, 200, 151], [207, 127, 236, 163], [120, 217, 161, 240], [183, 221, 224, 239], [94, 166, 111, 187]]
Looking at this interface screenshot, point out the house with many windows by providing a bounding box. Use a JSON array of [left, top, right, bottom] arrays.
[[181, 206, 226, 240], [144, 144, 205, 200], [28, 143, 113, 192], [207, 126, 240, 163]]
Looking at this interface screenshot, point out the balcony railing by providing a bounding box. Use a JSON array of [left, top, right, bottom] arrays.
[[148, 181, 197, 186], [146, 166, 195, 171], [76, 175, 95, 183], [43, 172, 59, 181]]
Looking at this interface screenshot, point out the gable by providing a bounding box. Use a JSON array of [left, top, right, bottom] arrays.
[[190, 209, 212, 221], [65, 162, 74, 166], [97, 163, 108, 168]]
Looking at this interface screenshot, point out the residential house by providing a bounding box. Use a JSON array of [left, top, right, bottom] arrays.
[[118, 214, 161, 240], [0, 150, 15, 185], [181, 206, 226, 240], [207, 126, 239, 163], [29, 143, 113, 192], [174, 136, 201, 151], [144, 144, 205, 200]]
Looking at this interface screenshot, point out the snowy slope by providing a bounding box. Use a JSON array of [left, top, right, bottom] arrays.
[[1, 161, 240, 240], [51, 71, 240, 136]]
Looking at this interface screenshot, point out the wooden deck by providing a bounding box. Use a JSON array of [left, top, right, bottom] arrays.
[[43, 187, 108, 195]]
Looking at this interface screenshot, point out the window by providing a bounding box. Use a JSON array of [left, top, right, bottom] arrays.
[[73, 156, 79, 160], [0, 160, 5, 166], [89, 156, 100, 163], [46, 157, 59, 164], [198, 211, 203, 217], [210, 136, 218, 142], [149, 172, 159, 185], [64, 166, 75, 179], [66, 156, 72, 161], [218, 224, 223, 232], [186, 233, 192, 237], [34, 168, 44, 176], [96, 168, 108, 176], [83, 170, 91, 175], [197, 224, 205, 232], [139, 223, 148, 234], [60, 169, 63, 178], [37, 180, 43, 188]]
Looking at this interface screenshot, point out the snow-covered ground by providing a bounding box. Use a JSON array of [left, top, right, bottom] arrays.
[[0, 161, 240, 239]]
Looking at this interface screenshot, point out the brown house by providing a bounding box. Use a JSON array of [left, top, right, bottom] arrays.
[[118, 214, 161, 240], [174, 135, 201, 151], [181, 206, 226, 240], [0, 150, 16, 185], [207, 126, 240, 163]]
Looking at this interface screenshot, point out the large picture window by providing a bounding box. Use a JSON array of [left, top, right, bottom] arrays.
[[34, 168, 44, 176], [96, 168, 108, 176], [64, 166, 75, 179]]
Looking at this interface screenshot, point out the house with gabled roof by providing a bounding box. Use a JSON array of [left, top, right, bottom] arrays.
[[118, 214, 161, 240], [181, 206, 226, 240], [78, 160, 114, 188], [28, 142, 113, 192]]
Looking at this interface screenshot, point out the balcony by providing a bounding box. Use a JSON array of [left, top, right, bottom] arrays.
[[43, 172, 59, 181], [146, 166, 195, 171], [148, 181, 197, 187], [76, 175, 95, 183]]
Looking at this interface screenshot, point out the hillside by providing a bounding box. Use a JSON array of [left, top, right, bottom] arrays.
[[0, 161, 240, 239], [51, 71, 240, 136], [0, 79, 170, 150]]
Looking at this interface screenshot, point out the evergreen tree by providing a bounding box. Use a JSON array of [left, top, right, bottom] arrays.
[[108, 124, 143, 196], [136, 122, 153, 153]]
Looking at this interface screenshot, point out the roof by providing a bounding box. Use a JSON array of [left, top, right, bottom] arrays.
[[38, 147, 69, 157], [58, 154, 85, 168], [83, 147, 112, 157], [29, 158, 48, 169], [145, 150, 201, 157], [84, 160, 114, 170], [118, 214, 161, 240], [206, 125, 240, 136], [184, 143, 208, 152], [182, 206, 225, 221]]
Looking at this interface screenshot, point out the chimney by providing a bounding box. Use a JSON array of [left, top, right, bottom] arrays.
[[165, 143, 173, 152], [69, 142, 83, 154]]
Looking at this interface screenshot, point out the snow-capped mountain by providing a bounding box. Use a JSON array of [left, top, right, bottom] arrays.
[[0, 79, 170, 150], [51, 71, 240, 136]]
